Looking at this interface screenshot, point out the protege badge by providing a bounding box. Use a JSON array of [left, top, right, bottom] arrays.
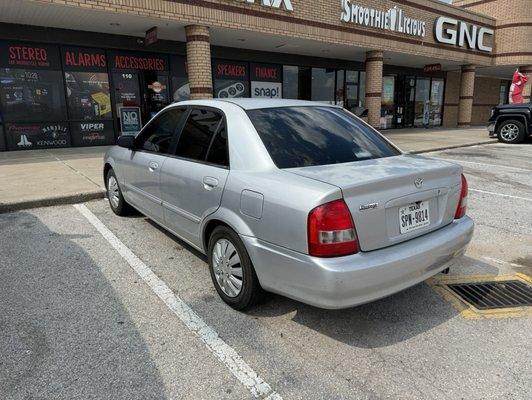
[[359, 202, 378, 211]]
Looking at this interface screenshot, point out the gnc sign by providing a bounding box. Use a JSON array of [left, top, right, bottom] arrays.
[[434, 17, 494, 53]]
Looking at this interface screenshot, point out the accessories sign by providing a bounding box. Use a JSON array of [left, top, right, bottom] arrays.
[[341, 1, 426, 38]]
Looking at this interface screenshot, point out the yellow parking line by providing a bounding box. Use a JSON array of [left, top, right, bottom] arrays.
[[427, 274, 532, 320]]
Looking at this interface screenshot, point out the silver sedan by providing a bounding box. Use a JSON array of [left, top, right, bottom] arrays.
[[104, 99, 473, 310]]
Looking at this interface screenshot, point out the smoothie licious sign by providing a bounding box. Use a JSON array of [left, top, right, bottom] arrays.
[[0, 41, 61, 69]]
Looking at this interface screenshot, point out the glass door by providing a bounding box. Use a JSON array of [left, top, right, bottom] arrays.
[[112, 72, 142, 135], [143, 71, 169, 120], [429, 79, 444, 127], [414, 77, 430, 127]]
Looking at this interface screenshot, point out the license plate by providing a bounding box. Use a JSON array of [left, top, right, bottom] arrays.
[[399, 201, 430, 234]]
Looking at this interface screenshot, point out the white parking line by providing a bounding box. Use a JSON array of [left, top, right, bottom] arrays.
[[73, 203, 282, 400], [469, 188, 532, 202], [432, 158, 532, 172]]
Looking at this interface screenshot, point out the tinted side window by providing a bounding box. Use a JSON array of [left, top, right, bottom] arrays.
[[175, 108, 222, 161], [138, 109, 184, 154], [206, 124, 229, 167], [246, 106, 400, 169]]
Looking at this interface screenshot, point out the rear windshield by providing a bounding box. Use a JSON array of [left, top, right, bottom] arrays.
[[246, 106, 400, 169]]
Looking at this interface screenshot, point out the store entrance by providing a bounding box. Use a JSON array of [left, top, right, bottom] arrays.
[[112, 70, 169, 134], [395, 76, 444, 128]]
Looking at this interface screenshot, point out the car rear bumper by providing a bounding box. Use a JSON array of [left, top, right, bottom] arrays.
[[242, 216, 474, 309]]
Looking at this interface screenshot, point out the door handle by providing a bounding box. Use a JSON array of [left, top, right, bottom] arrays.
[[148, 161, 159, 172], [203, 176, 219, 190]]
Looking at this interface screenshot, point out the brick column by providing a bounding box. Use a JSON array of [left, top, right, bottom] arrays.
[[185, 25, 213, 99], [457, 65, 476, 128], [365, 50, 383, 129], [520, 65, 532, 103]]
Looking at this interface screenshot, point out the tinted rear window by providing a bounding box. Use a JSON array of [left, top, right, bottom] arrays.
[[246, 106, 400, 169]]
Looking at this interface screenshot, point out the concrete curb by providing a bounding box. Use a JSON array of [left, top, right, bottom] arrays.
[[0, 190, 106, 214], [409, 139, 498, 154]]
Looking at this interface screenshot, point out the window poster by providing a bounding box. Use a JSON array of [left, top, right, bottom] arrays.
[[250, 63, 282, 98], [0, 68, 67, 122], [171, 55, 189, 101], [119, 106, 142, 135], [70, 120, 115, 147], [65, 72, 112, 120], [213, 60, 249, 98], [5, 122, 71, 150]]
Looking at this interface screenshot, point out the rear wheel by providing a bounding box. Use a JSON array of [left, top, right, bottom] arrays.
[[207, 226, 264, 310], [497, 119, 525, 144], [106, 169, 133, 216]]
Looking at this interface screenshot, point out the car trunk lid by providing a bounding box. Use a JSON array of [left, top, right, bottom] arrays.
[[287, 155, 462, 251]]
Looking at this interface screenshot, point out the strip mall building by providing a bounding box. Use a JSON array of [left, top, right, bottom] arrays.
[[0, 0, 530, 151]]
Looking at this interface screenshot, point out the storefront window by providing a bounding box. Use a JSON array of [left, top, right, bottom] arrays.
[[0, 68, 67, 122], [381, 76, 395, 129], [430, 78, 444, 126], [283, 65, 298, 99], [0, 124, 6, 151], [359, 71, 366, 109], [345, 70, 359, 113], [311, 68, 335, 104], [499, 81, 509, 105], [414, 77, 431, 127], [64, 72, 111, 120], [213, 60, 249, 98], [171, 55, 189, 102], [336, 70, 344, 106]]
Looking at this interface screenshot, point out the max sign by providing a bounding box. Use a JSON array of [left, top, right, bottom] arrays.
[[241, 0, 293, 11], [434, 17, 494, 53]]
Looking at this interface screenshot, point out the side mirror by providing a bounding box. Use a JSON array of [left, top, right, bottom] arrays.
[[117, 135, 135, 149]]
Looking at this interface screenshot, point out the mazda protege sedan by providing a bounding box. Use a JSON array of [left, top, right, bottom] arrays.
[[104, 99, 473, 310]]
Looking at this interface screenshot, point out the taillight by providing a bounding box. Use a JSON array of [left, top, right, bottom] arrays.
[[454, 174, 468, 219], [308, 199, 359, 257]]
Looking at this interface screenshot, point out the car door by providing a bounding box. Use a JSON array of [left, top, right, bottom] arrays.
[[121, 108, 185, 222], [160, 107, 230, 248]]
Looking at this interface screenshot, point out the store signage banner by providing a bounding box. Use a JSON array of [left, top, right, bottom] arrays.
[[109, 51, 167, 71], [240, 0, 293, 12], [423, 63, 442, 73], [434, 17, 493, 52], [0, 41, 61, 70], [213, 60, 250, 98], [145, 27, 158, 47], [5, 122, 71, 150], [70, 120, 115, 147], [119, 106, 142, 135], [340, 1, 426, 38], [62, 47, 107, 72], [250, 63, 282, 98], [251, 81, 282, 98]]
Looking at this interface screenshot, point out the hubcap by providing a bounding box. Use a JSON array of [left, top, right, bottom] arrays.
[[212, 238, 243, 298], [108, 176, 120, 209], [500, 124, 519, 141]]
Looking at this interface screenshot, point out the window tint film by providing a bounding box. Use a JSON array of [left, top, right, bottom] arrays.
[[138, 108, 184, 154], [176, 108, 222, 161], [246, 106, 400, 169], [206, 124, 229, 167]]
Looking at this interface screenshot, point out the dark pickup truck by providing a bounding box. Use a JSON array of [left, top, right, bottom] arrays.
[[488, 103, 532, 144]]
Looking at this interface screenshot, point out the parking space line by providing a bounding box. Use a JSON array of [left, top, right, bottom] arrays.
[[73, 203, 282, 400], [469, 188, 532, 202], [432, 158, 532, 172]]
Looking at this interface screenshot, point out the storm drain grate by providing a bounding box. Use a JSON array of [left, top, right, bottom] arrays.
[[447, 280, 532, 310]]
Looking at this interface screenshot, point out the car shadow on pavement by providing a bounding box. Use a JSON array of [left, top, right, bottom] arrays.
[[247, 256, 499, 349], [0, 211, 166, 399]]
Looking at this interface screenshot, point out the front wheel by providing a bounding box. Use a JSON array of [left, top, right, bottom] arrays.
[[106, 169, 133, 216], [207, 226, 265, 310], [497, 119, 525, 144]]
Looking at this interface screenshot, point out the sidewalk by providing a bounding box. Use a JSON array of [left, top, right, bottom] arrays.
[[0, 126, 494, 212]]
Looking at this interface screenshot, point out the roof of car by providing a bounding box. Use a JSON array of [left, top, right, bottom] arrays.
[[173, 98, 338, 110]]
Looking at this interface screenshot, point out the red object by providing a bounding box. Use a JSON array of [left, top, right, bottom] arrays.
[[509, 70, 529, 104], [455, 174, 468, 219], [308, 199, 359, 257]]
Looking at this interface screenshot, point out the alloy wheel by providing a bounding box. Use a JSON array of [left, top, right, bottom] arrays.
[[500, 124, 519, 141], [108, 175, 120, 209], [212, 238, 243, 298]]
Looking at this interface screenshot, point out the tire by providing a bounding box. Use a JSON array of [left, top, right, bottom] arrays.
[[497, 119, 526, 144], [207, 226, 265, 310], [106, 169, 133, 216]]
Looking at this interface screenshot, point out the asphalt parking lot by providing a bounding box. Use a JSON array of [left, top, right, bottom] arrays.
[[1, 142, 531, 400]]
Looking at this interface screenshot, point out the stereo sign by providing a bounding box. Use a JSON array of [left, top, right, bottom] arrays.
[[341, 1, 426, 38], [434, 17, 494, 53]]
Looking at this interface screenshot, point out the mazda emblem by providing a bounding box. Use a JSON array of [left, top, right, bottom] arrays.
[[414, 178, 423, 189]]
